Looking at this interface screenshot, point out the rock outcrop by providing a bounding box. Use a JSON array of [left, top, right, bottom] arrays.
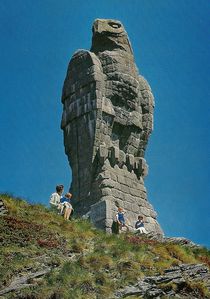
[[0, 268, 51, 296], [0, 198, 8, 216], [61, 19, 163, 235], [116, 264, 210, 298]]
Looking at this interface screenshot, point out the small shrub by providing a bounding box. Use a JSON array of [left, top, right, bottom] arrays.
[[82, 253, 113, 271], [193, 247, 210, 268], [198, 255, 210, 267], [166, 244, 196, 264], [37, 238, 60, 249], [178, 281, 210, 298], [126, 235, 157, 246]]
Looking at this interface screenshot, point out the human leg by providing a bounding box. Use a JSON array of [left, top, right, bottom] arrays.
[[124, 224, 129, 231], [142, 227, 148, 234], [66, 208, 72, 220], [58, 203, 64, 215], [139, 227, 148, 234]]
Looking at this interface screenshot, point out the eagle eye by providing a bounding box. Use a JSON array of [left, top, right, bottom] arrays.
[[108, 22, 121, 29]]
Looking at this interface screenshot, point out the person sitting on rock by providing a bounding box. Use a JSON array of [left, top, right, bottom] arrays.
[[60, 193, 73, 220], [49, 185, 64, 212], [135, 215, 148, 234], [116, 207, 129, 231]]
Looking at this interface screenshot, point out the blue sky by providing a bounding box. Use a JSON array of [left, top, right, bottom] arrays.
[[0, 0, 209, 246]]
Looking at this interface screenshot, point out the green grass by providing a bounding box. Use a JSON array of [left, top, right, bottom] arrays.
[[0, 193, 210, 299]]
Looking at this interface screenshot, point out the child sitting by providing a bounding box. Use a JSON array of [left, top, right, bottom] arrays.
[[60, 193, 73, 220], [135, 215, 148, 234]]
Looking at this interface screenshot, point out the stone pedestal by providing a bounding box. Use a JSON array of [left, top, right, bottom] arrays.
[[89, 159, 163, 235]]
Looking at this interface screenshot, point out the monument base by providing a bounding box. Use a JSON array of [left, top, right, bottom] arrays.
[[89, 160, 163, 236]]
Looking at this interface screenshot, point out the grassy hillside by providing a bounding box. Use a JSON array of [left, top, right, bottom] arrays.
[[0, 194, 209, 299]]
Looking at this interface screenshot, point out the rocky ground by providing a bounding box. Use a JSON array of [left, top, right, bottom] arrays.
[[116, 263, 210, 298], [0, 194, 209, 299]]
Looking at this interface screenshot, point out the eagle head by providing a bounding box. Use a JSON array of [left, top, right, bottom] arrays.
[[91, 19, 133, 54]]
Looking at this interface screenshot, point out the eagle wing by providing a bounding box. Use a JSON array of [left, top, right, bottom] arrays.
[[61, 50, 105, 198], [138, 75, 155, 155], [61, 50, 104, 130]]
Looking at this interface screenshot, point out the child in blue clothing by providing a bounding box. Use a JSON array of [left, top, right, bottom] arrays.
[[116, 207, 129, 231], [60, 193, 73, 220]]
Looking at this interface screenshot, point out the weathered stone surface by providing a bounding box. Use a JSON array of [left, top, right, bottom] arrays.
[[116, 263, 210, 298], [61, 19, 163, 235], [0, 268, 51, 295], [164, 237, 202, 248], [0, 198, 8, 216]]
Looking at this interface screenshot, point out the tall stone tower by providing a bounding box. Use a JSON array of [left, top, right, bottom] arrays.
[[61, 19, 163, 235]]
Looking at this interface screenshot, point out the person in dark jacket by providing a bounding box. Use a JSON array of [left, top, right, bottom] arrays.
[[135, 215, 148, 234]]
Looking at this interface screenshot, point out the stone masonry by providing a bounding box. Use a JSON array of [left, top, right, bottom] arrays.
[[61, 19, 163, 235]]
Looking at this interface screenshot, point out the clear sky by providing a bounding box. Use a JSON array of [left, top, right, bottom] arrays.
[[1, 0, 209, 247]]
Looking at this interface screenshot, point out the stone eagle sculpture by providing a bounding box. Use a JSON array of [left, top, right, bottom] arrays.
[[61, 19, 163, 235]]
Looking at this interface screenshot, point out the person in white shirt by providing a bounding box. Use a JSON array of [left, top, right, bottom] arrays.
[[49, 185, 64, 212]]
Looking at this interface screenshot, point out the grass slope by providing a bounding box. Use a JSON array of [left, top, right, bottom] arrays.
[[0, 194, 209, 299]]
